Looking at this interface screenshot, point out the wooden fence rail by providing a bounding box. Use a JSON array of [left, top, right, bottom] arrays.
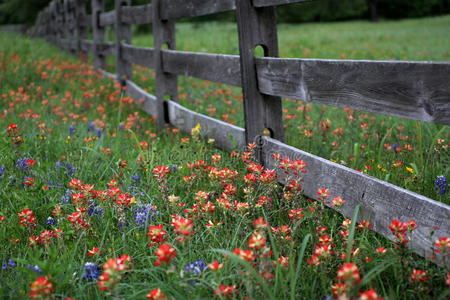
[[32, 0, 450, 268]]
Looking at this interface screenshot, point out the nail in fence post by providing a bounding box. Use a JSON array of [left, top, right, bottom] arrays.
[[236, 0, 284, 158], [115, 0, 132, 85], [152, 0, 178, 130], [92, 0, 106, 69]]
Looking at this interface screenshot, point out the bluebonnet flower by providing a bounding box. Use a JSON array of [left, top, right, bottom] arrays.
[[118, 124, 125, 130], [0, 166, 5, 177], [25, 264, 42, 274], [8, 259, 16, 268], [82, 262, 100, 280], [56, 161, 76, 177], [131, 174, 141, 182], [88, 121, 95, 132], [87, 200, 104, 217], [96, 128, 102, 138], [391, 143, 400, 151], [69, 125, 76, 136], [435, 175, 448, 195], [16, 158, 33, 171], [61, 189, 72, 204], [45, 217, 58, 226], [65, 163, 76, 177], [169, 165, 179, 173], [133, 203, 157, 227], [128, 185, 144, 197], [184, 260, 207, 275]]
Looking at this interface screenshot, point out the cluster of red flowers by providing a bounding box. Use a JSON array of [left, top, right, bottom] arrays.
[[153, 244, 176, 266], [389, 219, 417, 244], [18, 209, 37, 228], [97, 254, 132, 291], [29, 276, 55, 298], [6, 123, 24, 144], [28, 229, 63, 247]]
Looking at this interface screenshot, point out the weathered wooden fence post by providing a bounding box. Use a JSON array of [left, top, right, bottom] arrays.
[[115, 0, 132, 84], [92, 0, 106, 69], [152, 0, 178, 130], [75, 0, 88, 62], [236, 0, 284, 153]]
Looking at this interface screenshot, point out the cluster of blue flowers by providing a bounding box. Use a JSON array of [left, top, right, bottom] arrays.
[[88, 200, 104, 217], [183, 260, 207, 276], [55, 161, 76, 177], [60, 189, 72, 204], [16, 158, 32, 171], [82, 262, 100, 280], [435, 175, 448, 195], [87, 121, 102, 138], [133, 203, 157, 227], [0, 166, 5, 178], [45, 217, 58, 226], [2, 259, 16, 270]]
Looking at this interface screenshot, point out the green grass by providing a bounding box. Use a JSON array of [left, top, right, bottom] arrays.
[[0, 16, 449, 300], [121, 16, 450, 202]]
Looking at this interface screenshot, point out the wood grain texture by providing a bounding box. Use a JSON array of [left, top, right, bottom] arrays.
[[80, 39, 95, 52], [253, 0, 312, 7], [168, 101, 246, 151], [81, 14, 92, 28], [122, 44, 155, 69], [256, 58, 450, 125], [236, 0, 284, 148], [125, 80, 159, 118], [98, 41, 116, 56], [121, 4, 153, 24], [261, 136, 450, 268], [92, 0, 106, 69], [161, 0, 235, 20], [153, 0, 177, 130], [99, 10, 116, 27], [99, 69, 117, 80], [115, 0, 132, 82], [162, 50, 241, 86]]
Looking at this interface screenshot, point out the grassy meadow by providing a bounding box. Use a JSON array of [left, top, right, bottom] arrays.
[[0, 15, 449, 299], [119, 15, 450, 202]]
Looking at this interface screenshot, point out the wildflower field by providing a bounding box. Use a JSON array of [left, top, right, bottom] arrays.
[[0, 16, 450, 300]]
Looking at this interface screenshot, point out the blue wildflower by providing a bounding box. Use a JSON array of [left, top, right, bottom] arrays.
[[169, 165, 179, 173], [88, 121, 95, 132], [131, 174, 141, 182], [133, 203, 157, 227], [65, 163, 76, 177], [16, 158, 33, 171], [82, 262, 100, 280], [391, 143, 400, 151], [45, 217, 58, 226], [25, 264, 42, 274], [96, 128, 102, 138], [1, 262, 7, 270], [435, 175, 448, 195], [87, 200, 104, 217], [118, 124, 124, 130], [128, 185, 144, 197], [184, 260, 207, 275], [61, 189, 72, 204], [0, 166, 5, 177], [69, 125, 76, 136], [8, 259, 16, 268]]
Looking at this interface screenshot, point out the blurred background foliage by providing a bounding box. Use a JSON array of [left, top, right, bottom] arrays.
[[0, 0, 449, 25]]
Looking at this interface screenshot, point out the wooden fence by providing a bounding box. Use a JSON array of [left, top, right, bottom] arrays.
[[31, 0, 450, 267]]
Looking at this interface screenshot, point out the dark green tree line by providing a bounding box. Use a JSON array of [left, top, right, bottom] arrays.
[[1, 0, 449, 25]]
